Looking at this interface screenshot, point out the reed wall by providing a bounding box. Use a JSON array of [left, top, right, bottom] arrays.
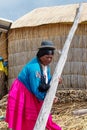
[[0, 33, 8, 60], [8, 23, 87, 90]]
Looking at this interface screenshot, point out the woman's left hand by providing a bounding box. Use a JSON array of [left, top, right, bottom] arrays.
[[59, 77, 62, 84], [53, 96, 58, 104]]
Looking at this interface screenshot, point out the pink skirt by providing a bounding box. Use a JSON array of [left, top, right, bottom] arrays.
[[5, 79, 62, 130]]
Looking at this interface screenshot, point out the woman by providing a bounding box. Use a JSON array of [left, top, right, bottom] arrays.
[[6, 40, 62, 130]]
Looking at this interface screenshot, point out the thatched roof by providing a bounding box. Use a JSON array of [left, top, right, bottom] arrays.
[[11, 3, 87, 29]]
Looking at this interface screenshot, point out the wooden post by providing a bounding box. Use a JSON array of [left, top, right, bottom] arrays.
[[34, 3, 82, 130], [73, 109, 87, 116]]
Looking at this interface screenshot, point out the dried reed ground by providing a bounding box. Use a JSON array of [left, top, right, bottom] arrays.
[[52, 102, 87, 130], [0, 95, 87, 130]]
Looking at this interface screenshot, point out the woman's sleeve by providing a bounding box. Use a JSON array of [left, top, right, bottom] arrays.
[[48, 66, 52, 83], [28, 66, 46, 100]]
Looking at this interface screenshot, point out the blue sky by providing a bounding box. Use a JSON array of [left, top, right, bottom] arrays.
[[0, 0, 86, 21]]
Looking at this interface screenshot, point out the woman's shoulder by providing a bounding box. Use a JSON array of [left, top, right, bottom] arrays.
[[26, 57, 40, 70], [18, 57, 40, 76]]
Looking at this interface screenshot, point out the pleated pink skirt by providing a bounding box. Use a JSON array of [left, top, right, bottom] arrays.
[[5, 79, 62, 130]]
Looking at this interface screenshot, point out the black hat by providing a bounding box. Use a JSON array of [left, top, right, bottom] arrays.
[[39, 40, 55, 50]]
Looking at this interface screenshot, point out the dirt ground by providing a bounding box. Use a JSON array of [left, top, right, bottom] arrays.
[[0, 95, 87, 130]]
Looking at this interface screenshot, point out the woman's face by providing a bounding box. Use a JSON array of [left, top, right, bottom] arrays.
[[40, 55, 53, 66]]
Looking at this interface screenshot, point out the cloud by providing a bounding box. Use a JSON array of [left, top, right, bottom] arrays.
[[0, 0, 17, 7]]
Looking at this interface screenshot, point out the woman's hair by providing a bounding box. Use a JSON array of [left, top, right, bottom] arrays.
[[37, 48, 54, 58]]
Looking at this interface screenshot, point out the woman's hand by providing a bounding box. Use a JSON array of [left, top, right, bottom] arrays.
[[53, 96, 58, 104], [59, 77, 62, 84]]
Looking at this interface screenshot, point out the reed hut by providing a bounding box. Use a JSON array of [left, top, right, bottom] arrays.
[[0, 18, 12, 60], [8, 3, 87, 91], [0, 18, 12, 98]]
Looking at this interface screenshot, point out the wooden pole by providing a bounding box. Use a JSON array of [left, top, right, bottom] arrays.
[[73, 109, 87, 116], [34, 3, 82, 130]]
